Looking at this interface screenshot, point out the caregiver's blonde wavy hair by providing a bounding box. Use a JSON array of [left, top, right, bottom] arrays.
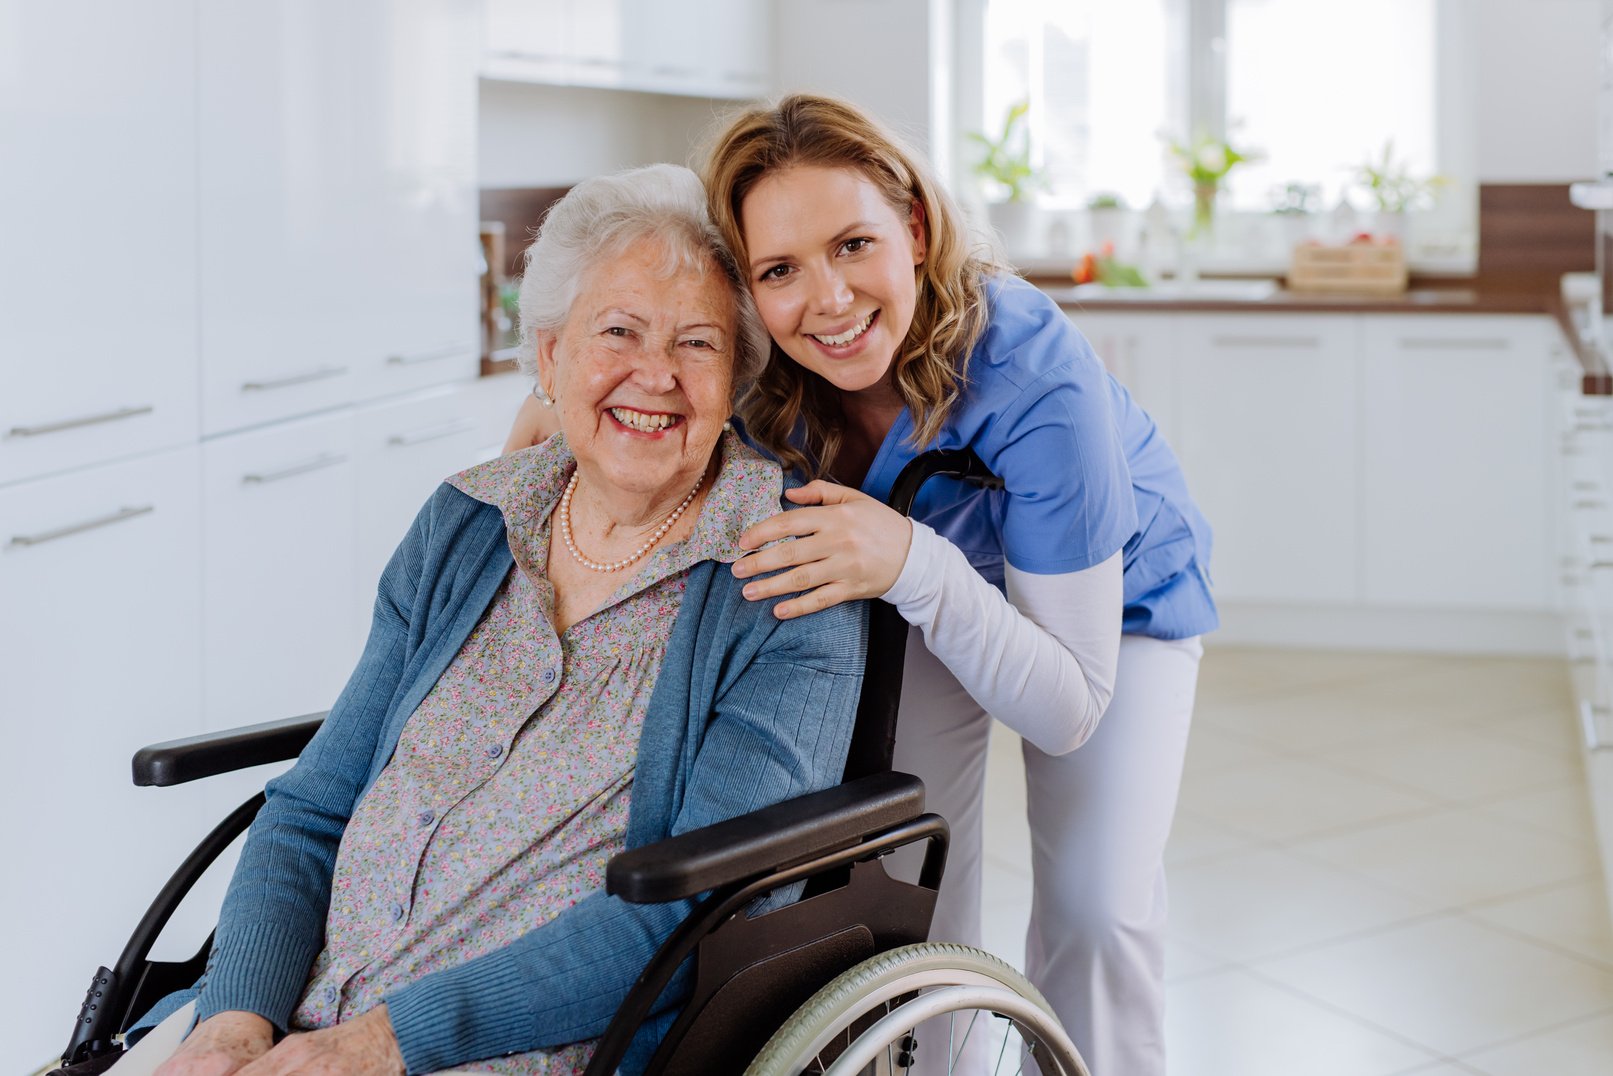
[[702, 94, 998, 479]]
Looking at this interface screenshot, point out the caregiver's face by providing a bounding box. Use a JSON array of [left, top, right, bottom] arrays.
[[740, 164, 926, 398], [536, 236, 737, 502]]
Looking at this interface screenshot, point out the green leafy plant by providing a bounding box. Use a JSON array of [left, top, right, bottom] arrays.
[[1085, 191, 1127, 211], [968, 100, 1042, 203], [1353, 141, 1446, 212], [1163, 128, 1263, 234], [1269, 181, 1322, 215], [1074, 243, 1148, 288]]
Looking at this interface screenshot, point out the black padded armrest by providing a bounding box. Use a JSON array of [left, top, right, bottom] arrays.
[[606, 770, 925, 904], [132, 712, 328, 787]]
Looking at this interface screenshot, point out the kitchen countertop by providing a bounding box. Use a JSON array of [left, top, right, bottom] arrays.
[[1035, 274, 1613, 396]]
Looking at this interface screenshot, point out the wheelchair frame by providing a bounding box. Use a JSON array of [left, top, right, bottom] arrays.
[[51, 449, 1090, 1076]]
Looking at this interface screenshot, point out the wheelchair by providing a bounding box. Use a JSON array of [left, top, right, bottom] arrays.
[[49, 450, 1090, 1076]]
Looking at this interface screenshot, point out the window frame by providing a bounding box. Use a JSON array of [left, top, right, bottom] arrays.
[[953, 0, 1478, 275]]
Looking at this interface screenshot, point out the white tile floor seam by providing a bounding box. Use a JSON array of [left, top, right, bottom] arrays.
[[978, 645, 1613, 1075]]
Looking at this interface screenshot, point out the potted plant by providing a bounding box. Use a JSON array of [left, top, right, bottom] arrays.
[[1164, 129, 1262, 237], [1351, 140, 1445, 241], [968, 99, 1044, 253], [1085, 191, 1133, 259], [1268, 181, 1322, 252]]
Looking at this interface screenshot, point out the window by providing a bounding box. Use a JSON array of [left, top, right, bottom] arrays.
[[1223, 0, 1438, 211], [981, 0, 1174, 209], [967, 0, 1475, 269]]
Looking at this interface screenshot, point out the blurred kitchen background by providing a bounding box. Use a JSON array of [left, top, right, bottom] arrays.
[[7, 1, 1613, 1072]]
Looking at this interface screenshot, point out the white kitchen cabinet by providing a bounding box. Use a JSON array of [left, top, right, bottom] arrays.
[[0, 0, 199, 487], [353, 0, 483, 403], [1065, 311, 1180, 440], [484, 0, 769, 98], [199, 0, 480, 433], [353, 386, 494, 640], [1172, 315, 1362, 605], [0, 448, 207, 1073], [1359, 316, 1555, 610], [197, 2, 366, 435], [482, 0, 626, 88], [202, 412, 362, 731], [482, 0, 570, 82]]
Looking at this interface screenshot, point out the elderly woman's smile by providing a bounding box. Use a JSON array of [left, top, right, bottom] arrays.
[[537, 235, 737, 522]]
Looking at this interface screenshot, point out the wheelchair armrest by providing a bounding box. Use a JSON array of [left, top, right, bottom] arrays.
[[606, 770, 925, 904], [131, 712, 328, 787]]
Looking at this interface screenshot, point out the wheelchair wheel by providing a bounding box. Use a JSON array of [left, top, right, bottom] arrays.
[[744, 942, 1090, 1076]]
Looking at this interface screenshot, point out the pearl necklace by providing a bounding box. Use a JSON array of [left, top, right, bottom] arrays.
[[558, 470, 703, 573]]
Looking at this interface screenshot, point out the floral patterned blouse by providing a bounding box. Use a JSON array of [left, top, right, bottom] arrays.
[[289, 431, 780, 1073]]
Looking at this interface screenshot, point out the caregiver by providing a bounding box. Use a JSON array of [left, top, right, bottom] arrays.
[[704, 94, 1216, 1076]]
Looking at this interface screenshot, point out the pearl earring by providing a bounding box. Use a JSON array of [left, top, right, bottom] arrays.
[[532, 382, 555, 407]]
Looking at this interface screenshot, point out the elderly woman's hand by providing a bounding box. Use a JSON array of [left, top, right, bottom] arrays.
[[235, 1005, 405, 1076], [502, 392, 561, 454], [732, 481, 913, 619], [153, 1011, 273, 1076]]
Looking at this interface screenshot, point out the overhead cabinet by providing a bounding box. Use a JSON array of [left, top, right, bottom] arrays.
[[199, 0, 480, 436], [481, 0, 771, 98], [0, 0, 199, 486]]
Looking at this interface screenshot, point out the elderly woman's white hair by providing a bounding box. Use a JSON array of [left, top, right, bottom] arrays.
[[516, 163, 769, 397]]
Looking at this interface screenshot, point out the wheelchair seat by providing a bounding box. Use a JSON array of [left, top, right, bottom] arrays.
[[49, 449, 1088, 1076]]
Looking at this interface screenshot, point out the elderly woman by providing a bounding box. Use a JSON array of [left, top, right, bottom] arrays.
[[116, 164, 866, 1076]]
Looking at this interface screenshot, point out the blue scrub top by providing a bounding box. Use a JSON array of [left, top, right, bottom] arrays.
[[854, 274, 1217, 641]]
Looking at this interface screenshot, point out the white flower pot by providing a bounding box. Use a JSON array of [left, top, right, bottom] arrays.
[[987, 200, 1041, 258]]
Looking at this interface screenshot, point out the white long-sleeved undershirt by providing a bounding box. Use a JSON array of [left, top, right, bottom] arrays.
[[880, 520, 1122, 756]]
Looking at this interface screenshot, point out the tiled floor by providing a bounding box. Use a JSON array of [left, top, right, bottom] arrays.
[[980, 646, 1613, 1075]]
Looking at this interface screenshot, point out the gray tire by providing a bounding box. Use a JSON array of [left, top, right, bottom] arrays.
[[744, 941, 1090, 1076]]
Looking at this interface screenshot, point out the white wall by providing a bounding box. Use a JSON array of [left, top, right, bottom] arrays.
[[771, 0, 950, 166], [1475, 0, 1600, 182], [478, 80, 741, 186]]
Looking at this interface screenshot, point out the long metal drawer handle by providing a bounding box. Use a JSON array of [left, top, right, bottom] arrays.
[[388, 420, 475, 447], [7, 405, 154, 438], [242, 453, 348, 485], [8, 505, 154, 549], [241, 366, 348, 392], [386, 346, 471, 367], [1210, 336, 1319, 348], [1398, 338, 1510, 351], [1580, 700, 1609, 752]]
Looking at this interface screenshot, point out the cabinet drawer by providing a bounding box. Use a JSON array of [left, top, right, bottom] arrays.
[[352, 387, 492, 639], [1360, 316, 1553, 610], [202, 411, 361, 729], [0, 447, 209, 1072], [0, 0, 199, 488], [1173, 315, 1360, 604]]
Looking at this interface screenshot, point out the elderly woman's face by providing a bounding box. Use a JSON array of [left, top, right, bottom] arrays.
[[536, 237, 737, 502]]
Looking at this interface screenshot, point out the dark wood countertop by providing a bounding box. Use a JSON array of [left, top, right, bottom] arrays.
[[1031, 275, 1612, 396]]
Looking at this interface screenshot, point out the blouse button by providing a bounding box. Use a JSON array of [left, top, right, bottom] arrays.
[[486, 742, 504, 759], [323, 985, 339, 1004], [416, 810, 435, 827], [541, 668, 557, 684], [389, 902, 405, 922]]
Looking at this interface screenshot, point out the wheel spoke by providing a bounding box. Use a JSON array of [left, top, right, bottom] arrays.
[[993, 1018, 1012, 1075], [952, 1009, 980, 1069]]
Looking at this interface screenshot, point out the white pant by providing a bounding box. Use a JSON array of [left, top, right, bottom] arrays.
[[890, 629, 1202, 1076]]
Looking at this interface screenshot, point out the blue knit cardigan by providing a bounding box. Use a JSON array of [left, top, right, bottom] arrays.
[[141, 482, 866, 1073]]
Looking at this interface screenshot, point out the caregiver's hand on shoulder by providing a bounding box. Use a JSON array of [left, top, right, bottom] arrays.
[[154, 1011, 273, 1076], [502, 392, 561, 454], [236, 1005, 404, 1076], [733, 481, 912, 619]]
